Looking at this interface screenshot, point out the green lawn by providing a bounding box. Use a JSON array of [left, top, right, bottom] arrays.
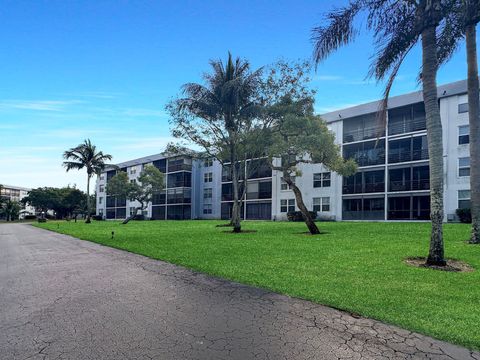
[[35, 220, 480, 349]]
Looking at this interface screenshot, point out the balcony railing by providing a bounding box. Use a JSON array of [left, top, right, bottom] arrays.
[[246, 191, 272, 200], [167, 163, 192, 172], [388, 117, 426, 136], [343, 182, 385, 194], [389, 179, 429, 192], [389, 148, 428, 163]]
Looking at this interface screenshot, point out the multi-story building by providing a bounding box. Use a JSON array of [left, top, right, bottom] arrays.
[[0, 185, 35, 218], [96, 79, 473, 222]]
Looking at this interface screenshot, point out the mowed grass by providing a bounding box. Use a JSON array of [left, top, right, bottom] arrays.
[[35, 220, 480, 349]]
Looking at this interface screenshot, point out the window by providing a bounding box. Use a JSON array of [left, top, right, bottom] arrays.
[[130, 179, 136, 184], [313, 172, 331, 188], [280, 199, 295, 213], [129, 207, 137, 216], [321, 197, 330, 211], [98, 197, 103, 205], [458, 190, 471, 209], [458, 103, 469, 113], [280, 176, 295, 190], [204, 172, 213, 183], [204, 188, 213, 200], [130, 168, 136, 175], [100, 175, 105, 181], [313, 197, 330, 212], [459, 157, 470, 177], [99, 185, 104, 192], [99, 209, 103, 216], [203, 204, 213, 214], [204, 158, 213, 167], [459, 125, 469, 145]]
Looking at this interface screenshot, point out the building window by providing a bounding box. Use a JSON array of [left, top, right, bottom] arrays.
[[458, 103, 469, 113], [130, 179, 136, 184], [99, 185, 104, 192], [313, 197, 330, 212], [280, 199, 295, 213], [459, 125, 469, 145], [99, 209, 104, 216], [204, 158, 213, 167], [459, 157, 470, 177], [203, 204, 213, 214], [130, 168, 136, 175], [99, 197, 103, 204], [100, 175, 105, 181], [204, 188, 213, 200], [458, 190, 471, 209], [313, 172, 331, 188], [204, 172, 213, 183], [280, 177, 295, 190], [129, 207, 137, 216]]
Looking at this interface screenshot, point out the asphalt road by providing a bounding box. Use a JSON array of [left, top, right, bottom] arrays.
[[1, 223, 479, 360]]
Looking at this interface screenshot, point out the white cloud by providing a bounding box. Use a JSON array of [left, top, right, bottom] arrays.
[[0, 99, 83, 112], [314, 75, 344, 81]]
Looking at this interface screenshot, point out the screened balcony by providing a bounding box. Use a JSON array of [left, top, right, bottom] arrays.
[[343, 113, 385, 143], [388, 103, 426, 136]]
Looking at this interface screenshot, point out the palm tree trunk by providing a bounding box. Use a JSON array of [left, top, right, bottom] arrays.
[[231, 162, 242, 233], [284, 175, 320, 235], [85, 174, 91, 223], [422, 25, 446, 266], [466, 24, 480, 243]]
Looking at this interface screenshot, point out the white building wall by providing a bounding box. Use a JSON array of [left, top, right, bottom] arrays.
[[441, 94, 470, 220]]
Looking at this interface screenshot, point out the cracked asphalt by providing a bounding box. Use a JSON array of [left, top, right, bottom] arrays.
[[1, 224, 479, 360]]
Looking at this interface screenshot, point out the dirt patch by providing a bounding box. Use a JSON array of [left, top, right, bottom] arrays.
[[405, 257, 474, 272]]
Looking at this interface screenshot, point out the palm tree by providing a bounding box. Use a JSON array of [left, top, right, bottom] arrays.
[[173, 53, 262, 233], [312, 0, 452, 265], [464, 1, 480, 243], [63, 139, 112, 223]]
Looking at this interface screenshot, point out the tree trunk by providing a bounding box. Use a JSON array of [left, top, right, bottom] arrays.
[[231, 162, 242, 233], [122, 205, 142, 224], [85, 174, 91, 223], [422, 25, 446, 266], [284, 174, 320, 235], [466, 24, 480, 244]]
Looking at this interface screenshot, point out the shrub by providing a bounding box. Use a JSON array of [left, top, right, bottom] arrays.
[[24, 215, 37, 220], [37, 218, 47, 223], [133, 214, 145, 221], [456, 208, 472, 223], [287, 211, 317, 222], [92, 215, 104, 221]]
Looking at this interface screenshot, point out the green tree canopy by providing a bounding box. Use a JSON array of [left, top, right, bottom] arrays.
[[106, 165, 164, 224]]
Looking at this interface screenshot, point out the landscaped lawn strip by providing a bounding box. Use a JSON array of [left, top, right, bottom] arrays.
[[35, 220, 480, 350]]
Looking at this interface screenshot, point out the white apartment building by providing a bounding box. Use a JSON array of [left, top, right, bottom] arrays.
[[96, 79, 474, 222]]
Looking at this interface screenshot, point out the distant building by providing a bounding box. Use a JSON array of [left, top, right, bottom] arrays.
[[0, 185, 35, 219], [96, 79, 473, 222]]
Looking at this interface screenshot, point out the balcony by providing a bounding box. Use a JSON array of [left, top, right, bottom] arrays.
[[389, 179, 429, 192]]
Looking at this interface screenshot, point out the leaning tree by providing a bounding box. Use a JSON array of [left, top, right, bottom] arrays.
[[266, 96, 357, 234], [106, 165, 164, 224], [312, 0, 455, 266], [63, 139, 112, 223]]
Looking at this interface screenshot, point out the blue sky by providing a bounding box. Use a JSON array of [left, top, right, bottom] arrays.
[[0, 0, 474, 191]]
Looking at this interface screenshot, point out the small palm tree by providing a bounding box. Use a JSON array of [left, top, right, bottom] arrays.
[[173, 52, 262, 233], [312, 0, 453, 265], [63, 139, 112, 223]]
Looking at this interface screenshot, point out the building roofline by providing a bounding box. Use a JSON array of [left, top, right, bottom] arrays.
[[321, 79, 468, 123], [105, 149, 203, 170], [0, 184, 31, 191]]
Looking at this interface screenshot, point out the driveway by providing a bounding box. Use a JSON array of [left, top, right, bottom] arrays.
[[0, 223, 478, 360]]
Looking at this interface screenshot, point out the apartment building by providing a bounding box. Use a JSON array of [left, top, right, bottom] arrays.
[[0, 184, 35, 218], [96, 79, 473, 222]]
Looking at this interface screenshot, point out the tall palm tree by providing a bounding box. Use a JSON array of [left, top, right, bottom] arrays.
[[464, 1, 480, 243], [63, 139, 112, 223], [312, 0, 452, 265], [420, 0, 480, 242], [174, 53, 262, 232]]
